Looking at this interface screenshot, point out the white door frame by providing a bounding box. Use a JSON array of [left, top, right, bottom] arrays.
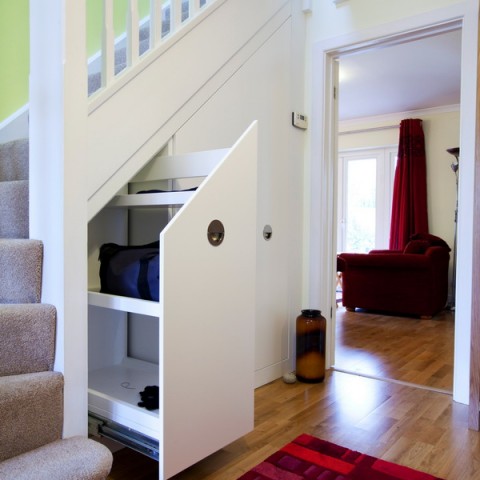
[[309, 1, 478, 404]]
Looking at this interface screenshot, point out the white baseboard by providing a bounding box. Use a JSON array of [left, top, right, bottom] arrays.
[[255, 359, 292, 388]]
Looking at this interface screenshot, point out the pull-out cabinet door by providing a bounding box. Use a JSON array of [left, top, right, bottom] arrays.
[[160, 122, 258, 479]]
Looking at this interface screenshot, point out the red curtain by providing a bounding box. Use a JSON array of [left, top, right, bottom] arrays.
[[389, 119, 429, 250]]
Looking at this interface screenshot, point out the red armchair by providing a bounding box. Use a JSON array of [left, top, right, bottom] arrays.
[[337, 233, 451, 318]]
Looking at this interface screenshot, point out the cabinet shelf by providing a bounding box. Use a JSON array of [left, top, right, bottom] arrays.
[[87, 125, 257, 479], [88, 357, 160, 439], [88, 290, 160, 317], [107, 191, 194, 208]]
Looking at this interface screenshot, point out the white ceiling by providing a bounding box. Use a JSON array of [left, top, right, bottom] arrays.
[[338, 29, 462, 121]]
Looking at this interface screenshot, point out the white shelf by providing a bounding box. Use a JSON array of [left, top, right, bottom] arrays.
[[88, 357, 160, 440], [107, 191, 194, 208], [88, 290, 160, 317]]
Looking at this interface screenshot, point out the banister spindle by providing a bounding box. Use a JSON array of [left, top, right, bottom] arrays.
[[151, 0, 163, 47], [127, 0, 140, 67], [102, 0, 114, 87], [172, 0, 183, 31], [189, 0, 199, 17]]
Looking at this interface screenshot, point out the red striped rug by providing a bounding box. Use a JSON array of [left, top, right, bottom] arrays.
[[238, 433, 444, 480]]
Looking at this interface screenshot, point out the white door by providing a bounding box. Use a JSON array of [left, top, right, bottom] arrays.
[[160, 123, 257, 479]]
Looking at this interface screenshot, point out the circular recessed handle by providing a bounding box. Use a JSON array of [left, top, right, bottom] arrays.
[[263, 224, 273, 241], [207, 219, 225, 246]]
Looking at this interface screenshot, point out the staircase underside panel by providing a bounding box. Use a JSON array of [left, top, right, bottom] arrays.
[[86, 0, 290, 219]]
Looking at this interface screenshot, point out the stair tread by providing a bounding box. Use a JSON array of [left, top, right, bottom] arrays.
[[0, 436, 112, 480]]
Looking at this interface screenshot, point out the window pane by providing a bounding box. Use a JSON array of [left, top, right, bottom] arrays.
[[346, 158, 376, 253]]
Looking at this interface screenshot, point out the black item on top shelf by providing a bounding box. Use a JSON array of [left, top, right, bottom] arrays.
[[99, 241, 160, 301]]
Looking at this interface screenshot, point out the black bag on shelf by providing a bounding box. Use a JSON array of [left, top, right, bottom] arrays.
[[98, 241, 160, 301]]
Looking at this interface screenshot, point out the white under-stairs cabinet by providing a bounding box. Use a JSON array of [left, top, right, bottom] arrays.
[[87, 123, 258, 479]]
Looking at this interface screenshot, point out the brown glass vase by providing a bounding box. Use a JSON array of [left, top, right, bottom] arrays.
[[295, 309, 326, 383]]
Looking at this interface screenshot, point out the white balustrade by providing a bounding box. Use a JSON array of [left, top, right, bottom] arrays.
[[127, 0, 140, 67], [150, 0, 163, 47], [96, 0, 213, 92], [101, 0, 114, 88]]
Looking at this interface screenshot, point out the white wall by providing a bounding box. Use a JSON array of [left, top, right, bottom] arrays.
[[30, 0, 89, 437], [86, 0, 292, 220], [173, 7, 306, 385], [79, 0, 307, 389], [305, 0, 478, 404], [308, 0, 465, 42]]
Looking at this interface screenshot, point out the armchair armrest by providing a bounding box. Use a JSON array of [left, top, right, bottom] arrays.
[[425, 245, 451, 261]]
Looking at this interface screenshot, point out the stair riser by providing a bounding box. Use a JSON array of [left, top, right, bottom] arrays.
[[0, 304, 56, 376], [0, 180, 28, 239], [0, 139, 28, 182], [0, 372, 64, 462], [0, 239, 43, 303]]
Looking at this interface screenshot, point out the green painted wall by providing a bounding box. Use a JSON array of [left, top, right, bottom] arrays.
[[0, 0, 152, 124], [87, 0, 151, 57], [0, 0, 29, 123]]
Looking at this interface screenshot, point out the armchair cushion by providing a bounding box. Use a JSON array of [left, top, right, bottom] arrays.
[[409, 232, 450, 250]]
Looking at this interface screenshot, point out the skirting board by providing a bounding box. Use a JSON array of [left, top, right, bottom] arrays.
[[255, 359, 291, 389]]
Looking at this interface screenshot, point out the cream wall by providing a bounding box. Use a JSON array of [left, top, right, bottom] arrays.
[[338, 109, 460, 253], [423, 110, 460, 252]]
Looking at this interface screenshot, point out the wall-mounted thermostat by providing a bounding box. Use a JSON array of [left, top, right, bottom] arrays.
[[292, 112, 308, 130]]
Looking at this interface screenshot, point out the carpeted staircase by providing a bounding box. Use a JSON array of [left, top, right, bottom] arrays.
[[0, 139, 113, 479]]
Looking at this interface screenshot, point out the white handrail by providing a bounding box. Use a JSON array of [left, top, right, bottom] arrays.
[[93, 0, 214, 95]]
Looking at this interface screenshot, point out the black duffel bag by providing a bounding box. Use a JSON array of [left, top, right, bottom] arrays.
[[98, 241, 160, 301]]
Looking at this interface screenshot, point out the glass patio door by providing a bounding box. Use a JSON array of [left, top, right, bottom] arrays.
[[338, 147, 397, 253]]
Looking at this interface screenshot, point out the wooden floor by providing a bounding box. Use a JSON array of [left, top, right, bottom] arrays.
[[107, 309, 466, 480], [108, 370, 480, 480], [334, 307, 455, 391]]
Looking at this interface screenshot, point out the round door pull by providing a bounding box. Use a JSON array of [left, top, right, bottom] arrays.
[[208, 220, 225, 246], [263, 225, 273, 241]]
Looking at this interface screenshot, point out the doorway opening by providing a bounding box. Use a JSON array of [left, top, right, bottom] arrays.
[[333, 29, 460, 392], [311, 15, 468, 398]]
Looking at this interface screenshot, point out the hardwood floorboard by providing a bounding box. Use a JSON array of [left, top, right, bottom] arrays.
[[107, 370, 480, 480], [107, 308, 461, 479], [334, 307, 454, 391]]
